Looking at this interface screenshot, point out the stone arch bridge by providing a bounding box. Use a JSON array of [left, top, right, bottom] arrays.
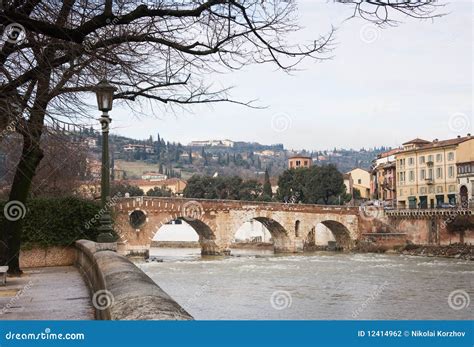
[[112, 197, 377, 255]]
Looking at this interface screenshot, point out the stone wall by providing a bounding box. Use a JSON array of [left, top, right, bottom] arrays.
[[388, 214, 474, 245], [20, 246, 75, 268], [74, 240, 193, 320]]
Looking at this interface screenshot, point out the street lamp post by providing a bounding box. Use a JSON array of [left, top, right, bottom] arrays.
[[95, 79, 117, 243]]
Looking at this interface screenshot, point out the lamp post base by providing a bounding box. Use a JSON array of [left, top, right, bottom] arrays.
[[97, 212, 116, 244]]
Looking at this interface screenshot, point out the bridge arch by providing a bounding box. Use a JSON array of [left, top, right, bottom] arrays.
[[318, 220, 353, 249], [302, 220, 353, 251], [231, 216, 292, 253], [151, 216, 221, 255]]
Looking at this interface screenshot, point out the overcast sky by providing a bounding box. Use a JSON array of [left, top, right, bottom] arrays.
[[108, 1, 473, 151]]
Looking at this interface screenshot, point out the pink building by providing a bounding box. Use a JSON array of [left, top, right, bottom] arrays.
[[370, 149, 400, 204]]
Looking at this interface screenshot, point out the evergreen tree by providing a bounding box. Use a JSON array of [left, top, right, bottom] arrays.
[[188, 150, 193, 164], [263, 168, 272, 198]]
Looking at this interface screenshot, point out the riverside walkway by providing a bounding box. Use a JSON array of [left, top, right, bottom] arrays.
[[0, 266, 94, 320]]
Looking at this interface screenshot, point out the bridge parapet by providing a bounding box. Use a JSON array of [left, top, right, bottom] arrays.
[[112, 196, 360, 214], [386, 208, 473, 219]]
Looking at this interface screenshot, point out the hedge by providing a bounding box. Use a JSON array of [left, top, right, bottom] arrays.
[[0, 197, 116, 249]]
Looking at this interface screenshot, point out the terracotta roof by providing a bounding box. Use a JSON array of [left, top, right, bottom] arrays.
[[401, 136, 472, 152], [288, 155, 312, 160], [378, 148, 401, 158], [402, 138, 431, 145]]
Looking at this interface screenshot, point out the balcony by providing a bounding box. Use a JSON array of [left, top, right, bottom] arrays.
[[425, 177, 434, 185], [426, 161, 434, 167]]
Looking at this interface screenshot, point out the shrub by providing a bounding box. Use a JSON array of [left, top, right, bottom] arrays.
[[0, 197, 114, 249]]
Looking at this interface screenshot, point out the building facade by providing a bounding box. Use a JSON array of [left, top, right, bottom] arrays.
[[456, 138, 474, 208], [141, 172, 167, 181], [288, 155, 312, 169], [370, 149, 399, 204], [343, 173, 353, 196], [396, 136, 473, 209], [347, 168, 371, 199]]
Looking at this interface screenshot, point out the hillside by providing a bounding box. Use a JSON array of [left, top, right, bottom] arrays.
[[72, 130, 388, 180]]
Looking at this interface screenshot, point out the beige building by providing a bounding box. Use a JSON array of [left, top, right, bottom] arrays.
[[396, 136, 473, 209], [288, 155, 312, 169], [343, 173, 353, 196], [347, 168, 371, 199], [456, 137, 474, 208]]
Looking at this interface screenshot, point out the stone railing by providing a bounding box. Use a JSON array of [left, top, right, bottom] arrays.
[[385, 208, 473, 218], [74, 240, 193, 320]]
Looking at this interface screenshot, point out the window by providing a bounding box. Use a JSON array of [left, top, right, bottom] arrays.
[[358, 179, 362, 184], [408, 157, 414, 166], [436, 167, 442, 178], [419, 156, 425, 164], [129, 210, 147, 229], [448, 166, 454, 178], [437, 186, 443, 193], [448, 152, 454, 161], [428, 169, 433, 179], [420, 169, 426, 179], [436, 154, 442, 162], [420, 187, 427, 194], [296, 160, 301, 166], [409, 170, 415, 181], [295, 220, 300, 237], [449, 185, 456, 192]]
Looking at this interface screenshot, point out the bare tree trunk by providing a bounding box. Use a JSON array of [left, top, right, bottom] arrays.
[[1, 139, 44, 274], [0, 76, 49, 275]]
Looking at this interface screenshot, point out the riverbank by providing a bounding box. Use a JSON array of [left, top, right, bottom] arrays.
[[353, 242, 473, 261]]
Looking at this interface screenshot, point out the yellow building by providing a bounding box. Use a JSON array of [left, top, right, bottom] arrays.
[[347, 168, 371, 199], [396, 136, 473, 209], [456, 137, 474, 207]]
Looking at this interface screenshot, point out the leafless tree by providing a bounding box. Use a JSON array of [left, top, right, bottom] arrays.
[[0, 0, 442, 274], [0, 129, 90, 198]]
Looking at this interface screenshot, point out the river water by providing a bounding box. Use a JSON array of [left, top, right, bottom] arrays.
[[138, 248, 473, 320]]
